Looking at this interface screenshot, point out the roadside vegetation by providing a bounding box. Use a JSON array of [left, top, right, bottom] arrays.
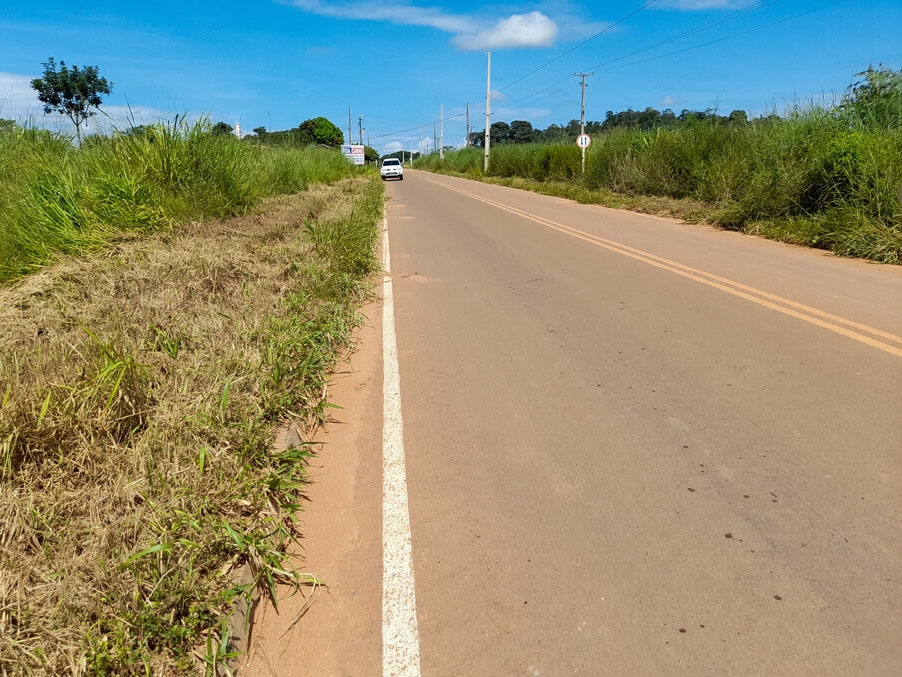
[[0, 118, 382, 674], [417, 66, 902, 264], [0, 117, 359, 282]]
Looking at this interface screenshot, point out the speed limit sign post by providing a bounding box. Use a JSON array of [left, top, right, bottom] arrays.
[[576, 133, 592, 173]]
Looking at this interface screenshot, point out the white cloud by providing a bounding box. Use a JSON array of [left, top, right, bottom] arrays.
[[493, 106, 551, 120], [0, 72, 41, 120], [290, 1, 474, 33], [0, 72, 174, 135], [453, 12, 558, 50], [288, 1, 559, 50], [99, 105, 173, 130], [659, 95, 679, 107]]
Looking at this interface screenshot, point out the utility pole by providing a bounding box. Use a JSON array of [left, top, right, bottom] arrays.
[[466, 102, 470, 148], [358, 114, 364, 146], [575, 72, 594, 173], [440, 104, 444, 162], [484, 51, 491, 173], [348, 107, 352, 146], [433, 122, 437, 156]]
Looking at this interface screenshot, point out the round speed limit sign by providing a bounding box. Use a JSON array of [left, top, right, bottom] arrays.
[[576, 133, 592, 148]]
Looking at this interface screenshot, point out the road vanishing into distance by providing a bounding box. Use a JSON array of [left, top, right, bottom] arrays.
[[246, 169, 902, 676]]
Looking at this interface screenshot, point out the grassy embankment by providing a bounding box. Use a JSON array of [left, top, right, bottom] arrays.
[[0, 120, 382, 674], [417, 107, 902, 264]]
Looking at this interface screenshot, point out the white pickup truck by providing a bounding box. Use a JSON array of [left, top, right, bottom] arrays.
[[380, 158, 404, 181]]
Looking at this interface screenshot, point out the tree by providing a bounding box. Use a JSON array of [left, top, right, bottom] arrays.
[[728, 110, 748, 125], [490, 121, 511, 145], [383, 150, 420, 162], [509, 120, 535, 144], [842, 65, 902, 128], [297, 117, 344, 147], [211, 121, 233, 136], [30, 57, 112, 141]]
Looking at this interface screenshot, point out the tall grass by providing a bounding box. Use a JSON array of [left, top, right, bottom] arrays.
[[419, 106, 902, 263], [0, 177, 383, 674], [0, 118, 361, 283]]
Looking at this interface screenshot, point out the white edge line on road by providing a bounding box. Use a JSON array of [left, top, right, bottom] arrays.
[[382, 213, 422, 677]]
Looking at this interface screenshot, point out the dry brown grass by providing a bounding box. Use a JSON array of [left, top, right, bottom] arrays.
[[0, 177, 382, 675]]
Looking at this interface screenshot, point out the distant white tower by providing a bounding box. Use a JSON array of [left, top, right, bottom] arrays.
[[234, 122, 241, 138]]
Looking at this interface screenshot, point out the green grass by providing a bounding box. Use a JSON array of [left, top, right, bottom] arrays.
[[0, 117, 364, 283], [416, 106, 902, 263], [0, 117, 383, 673]]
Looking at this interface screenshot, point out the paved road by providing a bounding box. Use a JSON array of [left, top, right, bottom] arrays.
[[383, 170, 902, 675]]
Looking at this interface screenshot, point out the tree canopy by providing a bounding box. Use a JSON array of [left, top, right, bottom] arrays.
[[466, 106, 753, 148], [211, 121, 234, 136], [30, 58, 112, 141], [297, 117, 344, 146], [249, 117, 344, 147], [842, 65, 902, 128]]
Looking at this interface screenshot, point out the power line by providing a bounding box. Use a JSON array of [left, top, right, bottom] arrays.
[[585, 0, 779, 71], [494, 1, 815, 114], [498, 0, 661, 93], [371, 0, 663, 141], [594, 1, 843, 73], [371, 0, 836, 143]]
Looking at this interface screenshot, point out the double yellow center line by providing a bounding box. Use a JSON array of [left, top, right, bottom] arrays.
[[443, 182, 902, 359]]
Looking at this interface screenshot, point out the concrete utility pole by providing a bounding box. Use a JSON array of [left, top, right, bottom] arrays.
[[575, 72, 594, 173], [484, 51, 491, 173], [440, 104, 444, 162], [358, 115, 364, 146], [466, 102, 470, 148], [433, 122, 437, 156], [348, 107, 352, 146]]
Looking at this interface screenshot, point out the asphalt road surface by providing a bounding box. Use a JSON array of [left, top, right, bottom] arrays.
[[381, 170, 902, 676], [244, 169, 902, 676]]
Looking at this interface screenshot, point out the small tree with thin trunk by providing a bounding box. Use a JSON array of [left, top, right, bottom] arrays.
[[30, 57, 113, 141]]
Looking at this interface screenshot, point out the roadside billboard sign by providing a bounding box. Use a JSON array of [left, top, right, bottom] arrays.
[[341, 144, 366, 165]]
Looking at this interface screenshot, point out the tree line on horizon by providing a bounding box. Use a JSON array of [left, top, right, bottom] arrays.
[[466, 106, 759, 148], [11, 56, 900, 159], [465, 67, 900, 148]]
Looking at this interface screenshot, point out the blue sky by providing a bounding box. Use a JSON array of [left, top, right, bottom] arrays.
[[1, 1, 900, 154]]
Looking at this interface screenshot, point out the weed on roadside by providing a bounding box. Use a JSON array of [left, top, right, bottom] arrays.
[[0, 177, 382, 675]]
